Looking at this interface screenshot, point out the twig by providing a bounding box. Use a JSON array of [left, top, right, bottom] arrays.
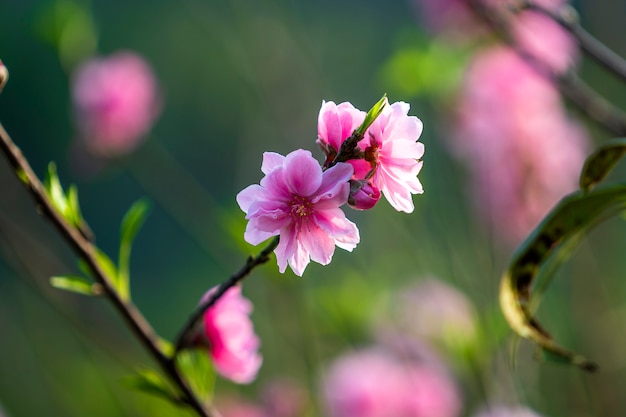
[[0, 121, 213, 417], [468, 0, 626, 137], [516, 0, 626, 83], [172, 236, 279, 354]]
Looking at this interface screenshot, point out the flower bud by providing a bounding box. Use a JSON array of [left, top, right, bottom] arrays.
[[348, 180, 381, 210]]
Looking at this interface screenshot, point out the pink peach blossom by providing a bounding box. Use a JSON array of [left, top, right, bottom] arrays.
[[322, 348, 461, 417], [72, 51, 161, 156], [316, 99, 424, 212], [361, 101, 425, 213], [202, 286, 262, 384], [317, 100, 365, 165], [237, 149, 359, 276], [452, 46, 588, 243]]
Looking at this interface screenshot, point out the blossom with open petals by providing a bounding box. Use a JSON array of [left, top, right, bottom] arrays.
[[317, 100, 425, 213], [361, 101, 425, 213], [202, 286, 262, 384], [237, 149, 359, 276]]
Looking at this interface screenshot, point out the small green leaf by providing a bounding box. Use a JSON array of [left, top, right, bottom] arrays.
[[499, 184, 626, 372], [580, 138, 626, 192], [45, 162, 69, 217], [92, 248, 124, 297], [50, 275, 98, 296], [15, 168, 29, 185], [355, 95, 387, 137], [176, 349, 215, 403], [118, 199, 151, 300], [120, 199, 151, 251], [66, 185, 82, 225], [124, 369, 182, 406]]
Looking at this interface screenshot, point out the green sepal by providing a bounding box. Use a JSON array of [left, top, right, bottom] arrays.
[[50, 275, 100, 296], [175, 349, 216, 403], [580, 138, 626, 192], [355, 94, 387, 137], [124, 368, 182, 406]]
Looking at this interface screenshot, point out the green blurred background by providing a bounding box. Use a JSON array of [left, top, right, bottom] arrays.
[[2, 0, 626, 416]]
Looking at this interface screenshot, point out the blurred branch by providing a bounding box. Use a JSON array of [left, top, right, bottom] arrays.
[[468, 0, 626, 136], [0, 120, 213, 417], [515, 0, 626, 83], [172, 236, 279, 354]]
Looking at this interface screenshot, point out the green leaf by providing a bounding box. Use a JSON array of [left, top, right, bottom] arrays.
[[120, 199, 151, 251], [124, 368, 182, 406], [355, 95, 387, 137], [66, 185, 82, 225], [175, 349, 215, 403], [118, 199, 151, 300], [92, 248, 123, 297], [499, 184, 626, 372], [50, 275, 99, 296], [45, 162, 69, 217], [580, 138, 626, 192]]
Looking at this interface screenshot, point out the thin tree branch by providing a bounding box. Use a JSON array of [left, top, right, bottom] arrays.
[[0, 121, 213, 417], [515, 0, 626, 83], [172, 236, 279, 354], [468, 0, 626, 137]]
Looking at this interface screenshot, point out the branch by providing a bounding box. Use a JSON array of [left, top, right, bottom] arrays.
[[0, 119, 213, 417], [516, 0, 626, 83], [172, 236, 279, 354], [468, 0, 626, 136]]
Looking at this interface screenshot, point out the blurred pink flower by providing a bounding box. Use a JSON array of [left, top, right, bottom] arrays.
[[412, 0, 576, 72], [512, 2, 577, 73], [261, 378, 309, 417], [471, 405, 545, 417], [216, 397, 267, 417], [72, 51, 161, 156], [452, 46, 588, 243], [322, 348, 461, 417], [362, 101, 425, 213], [380, 279, 478, 353], [237, 149, 359, 276], [202, 286, 262, 384]]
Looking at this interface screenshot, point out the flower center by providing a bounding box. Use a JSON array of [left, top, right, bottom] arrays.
[[290, 195, 313, 219]]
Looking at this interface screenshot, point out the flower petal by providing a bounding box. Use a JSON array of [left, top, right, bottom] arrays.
[[283, 149, 323, 197], [261, 152, 285, 174]]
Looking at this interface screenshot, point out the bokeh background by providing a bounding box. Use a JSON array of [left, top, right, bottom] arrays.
[[1, 0, 626, 416]]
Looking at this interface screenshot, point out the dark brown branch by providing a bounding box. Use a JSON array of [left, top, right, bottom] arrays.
[[0, 121, 213, 417], [172, 236, 279, 354], [516, 0, 626, 83], [468, 0, 626, 137]]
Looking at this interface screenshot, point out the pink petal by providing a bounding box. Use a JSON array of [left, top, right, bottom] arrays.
[[313, 163, 353, 207], [275, 225, 297, 274], [315, 209, 360, 251], [283, 149, 323, 197], [300, 222, 336, 265], [261, 152, 285, 174], [237, 184, 266, 213], [289, 238, 312, 277]]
